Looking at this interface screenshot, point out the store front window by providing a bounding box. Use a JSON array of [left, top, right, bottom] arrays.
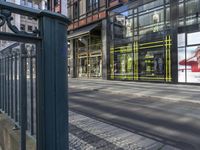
[[177, 0, 200, 83], [109, 0, 172, 82], [137, 0, 170, 37], [78, 57, 88, 77], [89, 56, 102, 77], [76, 36, 89, 78], [111, 45, 133, 80], [113, 10, 133, 38], [179, 0, 200, 26], [75, 33, 102, 78], [178, 32, 200, 83], [139, 48, 164, 80], [138, 9, 165, 35], [109, 0, 200, 83]]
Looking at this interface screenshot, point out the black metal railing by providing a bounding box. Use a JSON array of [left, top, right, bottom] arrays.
[[0, 42, 37, 134], [0, 1, 70, 150]]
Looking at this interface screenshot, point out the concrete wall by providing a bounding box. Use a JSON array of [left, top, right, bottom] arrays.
[[69, 39, 77, 78], [0, 113, 36, 150], [102, 19, 109, 80]]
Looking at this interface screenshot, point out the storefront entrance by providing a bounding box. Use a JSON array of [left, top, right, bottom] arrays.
[[68, 23, 103, 79], [78, 53, 88, 78], [77, 52, 102, 78], [75, 36, 102, 78], [89, 55, 102, 78]]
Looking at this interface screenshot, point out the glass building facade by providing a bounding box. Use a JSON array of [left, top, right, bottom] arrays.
[[108, 0, 200, 83], [68, 0, 200, 84], [67, 0, 106, 79]]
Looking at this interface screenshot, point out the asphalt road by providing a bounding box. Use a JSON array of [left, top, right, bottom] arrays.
[[69, 88, 200, 150]]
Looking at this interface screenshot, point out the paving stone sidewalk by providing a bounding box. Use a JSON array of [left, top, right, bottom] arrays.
[[69, 111, 180, 150]]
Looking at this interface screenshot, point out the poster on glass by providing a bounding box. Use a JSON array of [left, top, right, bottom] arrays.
[[179, 46, 200, 83], [178, 48, 186, 82]]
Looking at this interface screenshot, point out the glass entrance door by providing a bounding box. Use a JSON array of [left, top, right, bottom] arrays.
[[78, 56, 88, 78], [89, 55, 102, 78]]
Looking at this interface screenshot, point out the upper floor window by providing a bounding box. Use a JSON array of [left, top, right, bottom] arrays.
[[87, 0, 99, 12], [87, 0, 93, 11], [74, 2, 79, 19], [93, 0, 99, 10], [79, 0, 86, 16], [68, 5, 73, 19], [28, 25, 33, 31], [178, 0, 200, 26], [20, 24, 25, 31]]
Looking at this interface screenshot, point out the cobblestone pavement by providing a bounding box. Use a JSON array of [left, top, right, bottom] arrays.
[[69, 111, 180, 150]]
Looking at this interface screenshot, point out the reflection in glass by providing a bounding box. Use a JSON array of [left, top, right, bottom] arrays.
[[139, 48, 164, 79]]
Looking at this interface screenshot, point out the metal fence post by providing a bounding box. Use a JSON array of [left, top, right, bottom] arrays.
[[20, 44, 27, 150], [37, 11, 70, 150]]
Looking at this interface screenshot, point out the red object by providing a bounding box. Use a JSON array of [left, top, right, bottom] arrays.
[[179, 60, 200, 72]]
